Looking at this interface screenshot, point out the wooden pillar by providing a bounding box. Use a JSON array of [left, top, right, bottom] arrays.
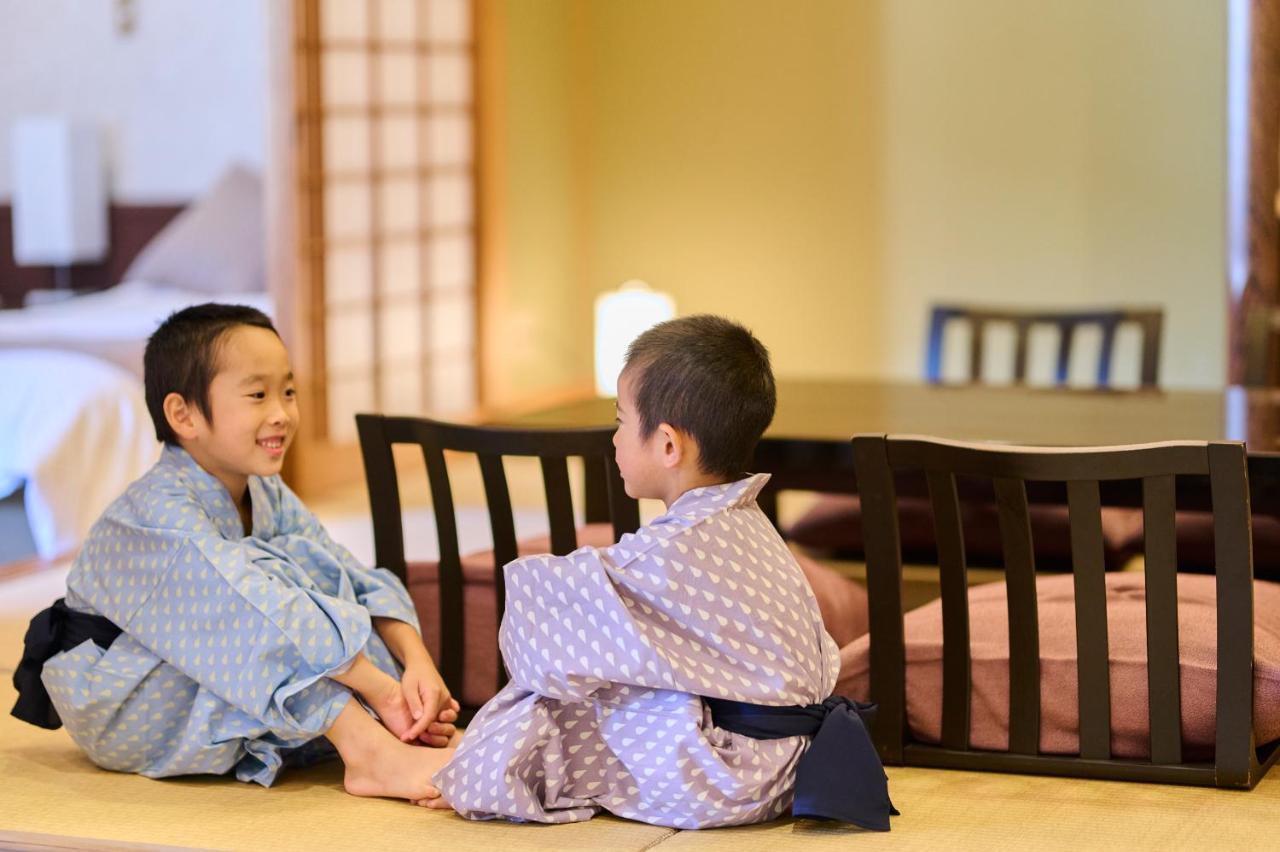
[[1229, 0, 1280, 386]]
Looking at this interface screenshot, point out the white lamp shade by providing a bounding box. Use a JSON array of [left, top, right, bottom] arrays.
[[594, 280, 676, 397], [11, 117, 108, 266]]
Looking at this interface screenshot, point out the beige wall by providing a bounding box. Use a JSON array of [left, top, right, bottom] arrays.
[[881, 0, 1225, 388], [482, 0, 1227, 403], [479, 0, 590, 405]]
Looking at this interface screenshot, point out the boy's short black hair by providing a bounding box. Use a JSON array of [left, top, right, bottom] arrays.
[[144, 303, 279, 444], [623, 314, 776, 478]]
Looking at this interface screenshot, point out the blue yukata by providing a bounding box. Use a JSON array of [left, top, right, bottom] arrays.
[[40, 445, 419, 785], [433, 474, 842, 829]]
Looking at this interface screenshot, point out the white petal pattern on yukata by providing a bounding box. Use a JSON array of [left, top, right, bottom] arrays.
[[433, 474, 841, 829], [41, 445, 418, 785]]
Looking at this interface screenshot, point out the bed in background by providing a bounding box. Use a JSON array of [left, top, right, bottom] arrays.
[[0, 165, 270, 561]]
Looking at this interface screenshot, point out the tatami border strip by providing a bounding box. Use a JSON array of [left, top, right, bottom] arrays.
[[0, 829, 214, 852]]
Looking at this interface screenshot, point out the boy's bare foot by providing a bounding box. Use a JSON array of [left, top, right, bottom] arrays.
[[343, 738, 455, 802], [326, 699, 456, 803], [420, 789, 453, 811]]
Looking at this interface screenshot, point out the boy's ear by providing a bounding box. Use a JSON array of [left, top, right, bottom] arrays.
[[163, 392, 202, 441], [654, 422, 692, 470]]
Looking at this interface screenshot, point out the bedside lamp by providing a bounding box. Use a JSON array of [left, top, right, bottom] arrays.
[[593, 280, 676, 397], [11, 117, 108, 293]]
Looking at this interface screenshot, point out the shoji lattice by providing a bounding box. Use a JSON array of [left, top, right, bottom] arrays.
[[296, 0, 477, 444]]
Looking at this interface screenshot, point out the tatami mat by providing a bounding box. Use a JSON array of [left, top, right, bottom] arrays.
[[5, 520, 1280, 849], [0, 687, 673, 851]]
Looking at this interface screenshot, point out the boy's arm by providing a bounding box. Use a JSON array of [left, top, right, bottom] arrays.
[[269, 479, 420, 630], [498, 543, 674, 701]]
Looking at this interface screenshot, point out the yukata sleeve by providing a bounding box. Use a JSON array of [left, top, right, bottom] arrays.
[[80, 530, 371, 740], [271, 480, 419, 629], [498, 542, 678, 702]]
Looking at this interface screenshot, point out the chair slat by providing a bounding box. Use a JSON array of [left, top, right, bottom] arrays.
[[355, 414, 407, 582], [582, 456, 611, 523], [1012, 320, 1031, 384], [606, 457, 641, 542], [1139, 314, 1163, 388], [1067, 479, 1111, 760], [1142, 473, 1182, 765], [421, 441, 465, 692], [1096, 320, 1119, 387], [928, 470, 971, 750], [852, 435, 907, 763], [995, 476, 1040, 755], [1209, 442, 1255, 786], [478, 454, 519, 570], [969, 319, 986, 382], [925, 309, 950, 383], [540, 455, 578, 555], [1054, 323, 1076, 386]]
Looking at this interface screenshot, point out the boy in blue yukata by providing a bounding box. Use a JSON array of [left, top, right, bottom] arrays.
[[12, 304, 458, 803]]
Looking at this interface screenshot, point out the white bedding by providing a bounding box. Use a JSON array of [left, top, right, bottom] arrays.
[[0, 349, 160, 559], [0, 282, 274, 558], [0, 280, 274, 379]]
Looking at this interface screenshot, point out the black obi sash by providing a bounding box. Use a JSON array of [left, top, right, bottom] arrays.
[[706, 695, 898, 831], [11, 598, 122, 730]]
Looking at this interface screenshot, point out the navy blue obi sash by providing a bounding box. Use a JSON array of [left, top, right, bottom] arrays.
[[11, 598, 123, 730], [706, 695, 898, 831]]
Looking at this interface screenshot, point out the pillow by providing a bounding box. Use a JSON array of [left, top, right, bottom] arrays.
[[836, 572, 1280, 758], [122, 164, 264, 293]]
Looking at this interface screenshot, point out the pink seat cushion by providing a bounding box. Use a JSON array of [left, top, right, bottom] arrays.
[[408, 525, 870, 708], [787, 494, 1142, 571], [791, 549, 868, 647], [836, 572, 1280, 758]]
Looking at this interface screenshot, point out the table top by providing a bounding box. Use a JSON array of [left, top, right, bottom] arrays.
[[506, 379, 1280, 454]]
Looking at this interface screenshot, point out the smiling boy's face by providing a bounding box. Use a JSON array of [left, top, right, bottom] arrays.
[[183, 325, 298, 498]]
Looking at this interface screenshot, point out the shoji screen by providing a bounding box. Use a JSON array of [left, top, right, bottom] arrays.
[[296, 0, 477, 446]]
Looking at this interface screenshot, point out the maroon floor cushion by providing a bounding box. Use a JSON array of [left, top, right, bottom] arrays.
[[1125, 510, 1280, 581], [836, 572, 1280, 759], [408, 524, 869, 708], [787, 494, 1142, 571]]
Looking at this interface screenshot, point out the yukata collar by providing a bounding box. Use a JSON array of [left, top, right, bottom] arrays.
[[662, 472, 771, 521], [160, 444, 270, 539]]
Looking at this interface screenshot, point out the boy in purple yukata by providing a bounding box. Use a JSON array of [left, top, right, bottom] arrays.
[[426, 315, 894, 829], [13, 305, 459, 804]]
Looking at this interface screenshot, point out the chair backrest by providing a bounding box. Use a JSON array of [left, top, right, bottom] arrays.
[[852, 434, 1257, 785], [355, 414, 641, 702], [925, 305, 1164, 388]]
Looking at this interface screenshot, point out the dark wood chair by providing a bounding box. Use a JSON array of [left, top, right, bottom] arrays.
[[356, 414, 640, 720], [925, 304, 1164, 387], [785, 304, 1166, 570], [852, 433, 1278, 788]]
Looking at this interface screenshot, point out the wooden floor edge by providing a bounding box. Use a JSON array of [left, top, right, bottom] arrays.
[[0, 553, 74, 583], [0, 830, 211, 852]]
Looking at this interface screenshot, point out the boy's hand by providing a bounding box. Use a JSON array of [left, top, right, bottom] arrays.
[[399, 658, 461, 747]]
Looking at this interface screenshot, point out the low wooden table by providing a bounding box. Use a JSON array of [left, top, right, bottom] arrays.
[[502, 379, 1280, 516]]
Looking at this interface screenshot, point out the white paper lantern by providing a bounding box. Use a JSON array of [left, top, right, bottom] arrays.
[[593, 280, 676, 397]]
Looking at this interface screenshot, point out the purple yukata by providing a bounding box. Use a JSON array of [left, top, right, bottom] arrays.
[[433, 474, 840, 829]]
